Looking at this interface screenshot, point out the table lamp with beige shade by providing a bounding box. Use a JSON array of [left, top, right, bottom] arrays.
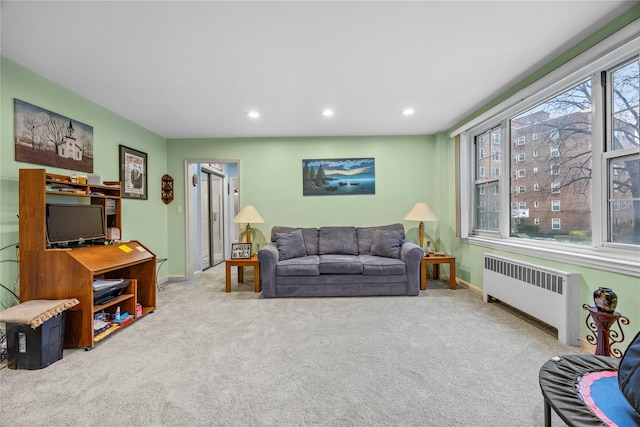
[[232, 205, 265, 249], [404, 202, 439, 250]]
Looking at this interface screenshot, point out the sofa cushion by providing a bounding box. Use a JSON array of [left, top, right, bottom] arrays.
[[271, 226, 319, 255], [319, 226, 358, 255], [274, 229, 307, 261], [276, 256, 320, 276], [319, 255, 363, 274], [370, 229, 404, 259], [359, 255, 406, 275], [356, 223, 405, 255]]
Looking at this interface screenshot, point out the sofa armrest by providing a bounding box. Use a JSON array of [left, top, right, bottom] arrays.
[[401, 241, 424, 295], [258, 243, 279, 297]]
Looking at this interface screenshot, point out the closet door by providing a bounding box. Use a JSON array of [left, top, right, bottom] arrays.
[[200, 170, 211, 270], [210, 173, 224, 266], [200, 167, 225, 269]]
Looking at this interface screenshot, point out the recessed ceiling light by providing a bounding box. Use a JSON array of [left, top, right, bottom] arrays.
[[322, 109, 334, 117], [247, 111, 260, 119], [402, 108, 415, 116]]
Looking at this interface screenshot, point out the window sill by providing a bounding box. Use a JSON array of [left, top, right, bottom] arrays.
[[462, 236, 640, 278]]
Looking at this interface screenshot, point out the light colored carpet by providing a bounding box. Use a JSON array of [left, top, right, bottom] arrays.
[[0, 264, 579, 426]]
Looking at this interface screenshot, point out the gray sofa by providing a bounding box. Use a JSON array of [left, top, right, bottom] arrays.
[[258, 224, 424, 297]]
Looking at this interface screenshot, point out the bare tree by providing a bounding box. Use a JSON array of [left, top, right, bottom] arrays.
[[21, 112, 39, 144], [514, 63, 639, 243], [40, 112, 69, 149], [81, 132, 93, 157]]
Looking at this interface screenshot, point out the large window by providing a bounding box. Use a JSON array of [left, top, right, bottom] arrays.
[[457, 32, 639, 273], [509, 79, 593, 244], [607, 59, 639, 244], [475, 128, 502, 231]]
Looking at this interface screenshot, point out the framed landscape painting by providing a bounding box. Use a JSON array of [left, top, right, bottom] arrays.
[[302, 158, 375, 196]]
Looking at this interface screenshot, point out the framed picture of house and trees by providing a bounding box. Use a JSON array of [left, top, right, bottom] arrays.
[[14, 98, 94, 173]]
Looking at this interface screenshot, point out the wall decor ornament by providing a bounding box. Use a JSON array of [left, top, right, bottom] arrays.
[[119, 145, 148, 200], [14, 98, 94, 173], [302, 157, 375, 196], [161, 174, 174, 204]]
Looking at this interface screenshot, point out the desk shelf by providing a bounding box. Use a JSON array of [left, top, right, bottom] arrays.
[[19, 168, 156, 349]]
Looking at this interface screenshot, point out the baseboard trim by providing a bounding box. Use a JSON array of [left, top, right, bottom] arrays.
[[457, 277, 481, 294], [581, 339, 596, 355], [159, 275, 186, 285]]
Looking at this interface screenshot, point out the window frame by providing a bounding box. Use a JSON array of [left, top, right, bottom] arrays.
[[454, 26, 640, 277]]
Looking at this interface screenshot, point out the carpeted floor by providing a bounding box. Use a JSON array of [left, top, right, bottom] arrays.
[[0, 263, 580, 426]]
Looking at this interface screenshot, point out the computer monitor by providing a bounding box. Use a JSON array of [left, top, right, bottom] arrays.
[[46, 203, 106, 247]]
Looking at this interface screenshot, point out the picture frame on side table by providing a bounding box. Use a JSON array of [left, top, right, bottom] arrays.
[[231, 243, 252, 259], [119, 145, 148, 199]]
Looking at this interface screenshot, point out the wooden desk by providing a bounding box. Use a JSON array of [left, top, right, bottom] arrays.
[[421, 254, 456, 290], [225, 255, 260, 293]]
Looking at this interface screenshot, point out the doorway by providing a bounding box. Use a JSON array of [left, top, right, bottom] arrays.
[[185, 160, 240, 280]]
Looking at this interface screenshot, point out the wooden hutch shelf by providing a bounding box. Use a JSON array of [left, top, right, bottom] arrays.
[[19, 169, 156, 349]]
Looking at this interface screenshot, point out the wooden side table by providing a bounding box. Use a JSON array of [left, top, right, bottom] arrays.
[[225, 255, 260, 293], [421, 255, 456, 290]]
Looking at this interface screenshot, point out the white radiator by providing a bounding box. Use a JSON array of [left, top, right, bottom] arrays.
[[483, 254, 580, 346]]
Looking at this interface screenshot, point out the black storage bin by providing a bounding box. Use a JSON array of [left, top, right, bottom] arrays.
[[6, 312, 65, 370]]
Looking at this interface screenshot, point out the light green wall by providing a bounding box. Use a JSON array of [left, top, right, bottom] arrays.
[[0, 57, 169, 309], [166, 134, 454, 276]]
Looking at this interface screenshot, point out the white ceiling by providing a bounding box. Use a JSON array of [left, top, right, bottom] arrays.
[[1, 1, 637, 139]]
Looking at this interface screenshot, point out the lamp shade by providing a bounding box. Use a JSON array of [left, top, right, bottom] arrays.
[[233, 205, 265, 224], [404, 203, 438, 222]]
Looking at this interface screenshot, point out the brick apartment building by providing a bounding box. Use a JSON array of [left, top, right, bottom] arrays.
[[476, 109, 636, 242]]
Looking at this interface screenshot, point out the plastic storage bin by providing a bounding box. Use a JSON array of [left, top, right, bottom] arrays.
[[6, 312, 65, 369]]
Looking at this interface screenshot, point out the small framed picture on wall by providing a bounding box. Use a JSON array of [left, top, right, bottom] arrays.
[[231, 243, 252, 259], [119, 145, 148, 199]]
